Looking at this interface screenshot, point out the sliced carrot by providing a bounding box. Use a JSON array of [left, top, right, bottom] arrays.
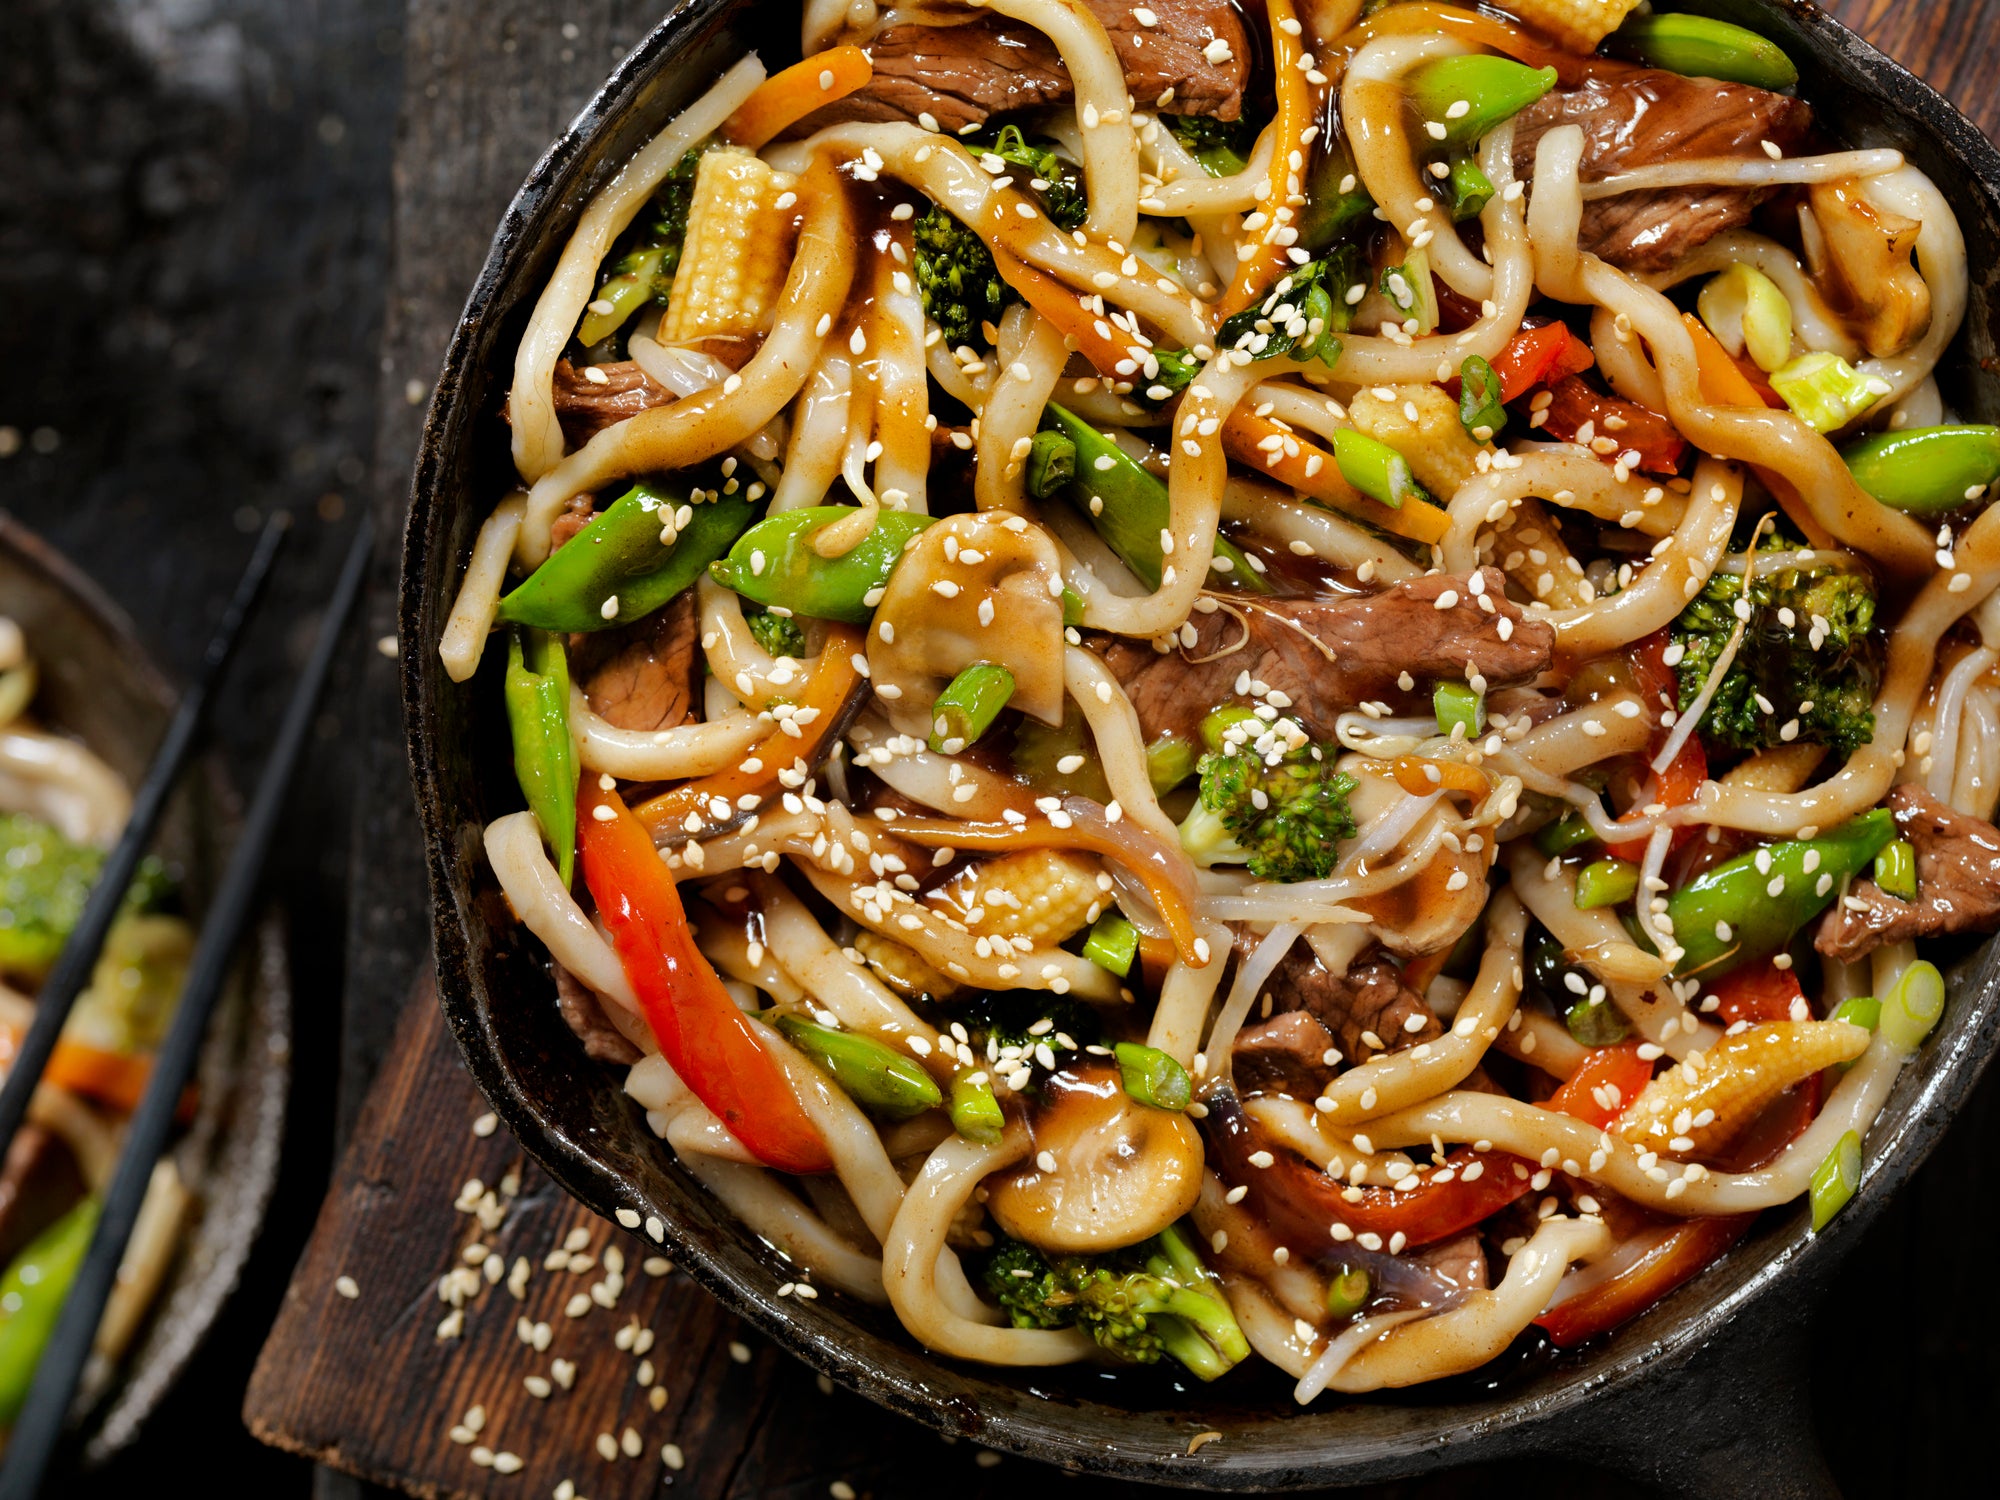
[[1221, 410, 1451, 545], [1216, 0, 1314, 319], [1389, 755, 1491, 800], [720, 47, 871, 150], [990, 250, 1135, 378]]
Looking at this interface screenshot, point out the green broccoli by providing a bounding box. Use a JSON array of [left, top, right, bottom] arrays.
[[1178, 709, 1358, 883], [1670, 531, 1880, 759], [0, 813, 173, 980], [577, 148, 704, 351], [972, 125, 1088, 230], [981, 1223, 1250, 1380], [913, 205, 1013, 351], [745, 607, 806, 660], [1213, 246, 1362, 373], [950, 992, 1100, 1064], [1163, 114, 1260, 179]]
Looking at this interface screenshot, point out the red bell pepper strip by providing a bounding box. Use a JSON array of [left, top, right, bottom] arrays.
[[1702, 961, 1807, 1028], [1532, 376, 1688, 476], [1490, 321, 1595, 403], [1535, 1212, 1755, 1348], [579, 781, 833, 1174], [1544, 1041, 1655, 1129], [1605, 630, 1708, 862]]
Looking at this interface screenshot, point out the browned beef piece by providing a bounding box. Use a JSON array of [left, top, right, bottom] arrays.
[[1265, 943, 1441, 1063], [553, 359, 671, 446], [0, 1124, 85, 1268], [1412, 1231, 1488, 1293], [549, 494, 596, 553], [1099, 569, 1552, 747], [1232, 1010, 1338, 1098], [571, 587, 702, 733], [554, 965, 644, 1066], [1512, 64, 1814, 273], [1816, 783, 2000, 962], [802, 0, 1249, 136]]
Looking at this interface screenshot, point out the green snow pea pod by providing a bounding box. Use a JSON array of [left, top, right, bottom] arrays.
[[774, 1014, 942, 1120], [1604, 13, 1799, 91], [0, 1196, 99, 1425], [708, 506, 935, 625], [1841, 425, 2000, 518], [1405, 56, 1558, 150], [504, 628, 577, 886]]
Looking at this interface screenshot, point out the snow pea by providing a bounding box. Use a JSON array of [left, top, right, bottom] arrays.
[[1114, 1041, 1190, 1112], [1405, 56, 1557, 150], [708, 505, 934, 625], [0, 1196, 98, 1426], [498, 481, 755, 632], [504, 627, 577, 886], [1841, 425, 2000, 518], [1666, 808, 1895, 977], [774, 1014, 942, 1120], [1605, 13, 1799, 91], [949, 1069, 1004, 1143]]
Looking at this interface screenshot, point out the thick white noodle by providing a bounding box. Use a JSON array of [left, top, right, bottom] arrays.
[[774, 354, 853, 513], [439, 493, 525, 683], [1061, 645, 1180, 844], [0, 729, 131, 847], [1221, 477, 1421, 582], [1581, 150, 1904, 200], [570, 691, 763, 780], [484, 812, 637, 1013]]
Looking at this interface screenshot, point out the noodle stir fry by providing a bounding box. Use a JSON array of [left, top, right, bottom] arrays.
[[444, 0, 1997, 1398]]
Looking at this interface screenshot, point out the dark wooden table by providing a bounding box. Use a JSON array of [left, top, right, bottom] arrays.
[[7, 1, 2000, 1496]]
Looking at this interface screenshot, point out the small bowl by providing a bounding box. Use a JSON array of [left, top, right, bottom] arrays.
[[400, 3, 2000, 1491], [0, 514, 290, 1463]]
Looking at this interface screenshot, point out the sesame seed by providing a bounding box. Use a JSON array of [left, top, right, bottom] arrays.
[[662, 1443, 686, 1470], [335, 1276, 360, 1300]]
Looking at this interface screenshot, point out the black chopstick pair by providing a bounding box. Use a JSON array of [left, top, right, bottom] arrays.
[[0, 512, 374, 1498]]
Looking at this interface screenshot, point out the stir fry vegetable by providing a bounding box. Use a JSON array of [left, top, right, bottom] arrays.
[[1604, 12, 1800, 91], [1841, 425, 2000, 517], [503, 628, 577, 885], [709, 506, 934, 624]]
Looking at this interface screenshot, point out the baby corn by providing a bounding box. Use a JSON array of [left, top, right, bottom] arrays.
[[853, 929, 959, 1002], [1348, 383, 1486, 497], [659, 147, 799, 345], [1502, 0, 1644, 53], [1616, 1020, 1871, 1159], [925, 849, 1106, 949]]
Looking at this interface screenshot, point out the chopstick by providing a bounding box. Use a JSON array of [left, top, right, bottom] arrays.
[[0, 515, 373, 1497], [0, 512, 289, 1162]]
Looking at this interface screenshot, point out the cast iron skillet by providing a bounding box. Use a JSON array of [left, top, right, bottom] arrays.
[[400, 3, 2000, 1493]]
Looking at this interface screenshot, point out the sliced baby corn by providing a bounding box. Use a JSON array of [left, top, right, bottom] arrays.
[[1348, 383, 1486, 497], [659, 147, 799, 345], [1487, 498, 1594, 609], [1500, 0, 1643, 53], [1616, 1020, 1871, 1159], [854, 929, 960, 1001], [925, 849, 1106, 949]]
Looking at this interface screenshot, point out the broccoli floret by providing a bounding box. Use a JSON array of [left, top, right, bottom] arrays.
[[981, 1224, 1250, 1380], [972, 125, 1088, 230], [1213, 245, 1361, 372], [1670, 534, 1880, 758], [0, 813, 173, 980], [1162, 114, 1260, 178], [951, 992, 1101, 1058], [745, 608, 806, 660], [913, 205, 1012, 351], [1178, 712, 1357, 883], [637, 147, 703, 298]]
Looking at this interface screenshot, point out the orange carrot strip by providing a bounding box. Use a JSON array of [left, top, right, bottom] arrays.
[[1221, 410, 1451, 544], [1217, 0, 1313, 319], [720, 47, 871, 150], [991, 250, 1135, 378]]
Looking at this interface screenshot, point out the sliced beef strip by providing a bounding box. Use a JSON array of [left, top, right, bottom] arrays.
[[552, 358, 672, 446], [1264, 942, 1442, 1064], [549, 494, 596, 553], [1512, 64, 1814, 273], [1816, 783, 2000, 962], [554, 964, 645, 1066], [1232, 1010, 1339, 1099], [0, 1123, 86, 1269], [1412, 1231, 1488, 1293], [802, 0, 1249, 136], [1099, 569, 1554, 748], [569, 586, 702, 733]]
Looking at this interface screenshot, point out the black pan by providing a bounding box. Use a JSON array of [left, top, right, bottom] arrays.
[[398, 3, 2000, 1493]]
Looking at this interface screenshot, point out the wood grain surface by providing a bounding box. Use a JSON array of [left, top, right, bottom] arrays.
[[251, 4, 2000, 1498]]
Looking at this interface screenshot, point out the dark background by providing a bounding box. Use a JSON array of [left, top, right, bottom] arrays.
[[0, 1, 1994, 1496]]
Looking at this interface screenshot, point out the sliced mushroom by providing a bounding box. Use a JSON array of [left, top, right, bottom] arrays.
[[1803, 178, 1931, 359], [1341, 766, 1495, 958], [985, 1063, 1202, 1253], [867, 512, 1067, 740]]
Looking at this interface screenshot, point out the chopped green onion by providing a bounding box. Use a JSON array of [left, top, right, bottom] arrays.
[[1534, 811, 1595, 858], [948, 1071, 1005, 1143], [1809, 1130, 1862, 1233], [1873, 839, 1918, 901], [1447, 154, 1494, 222], [1026, 429, 1076, 499], [1199, 703, 1262, 753], [1833, 995, 1881, 1030], [1324, 1266, 1372, 1318], [1879, 959, 1946, 1053], [1698, 263, 1794, 374], [1434, 680, 1485, 739], [1378, 247, 1438, 337], [1331, 428, 1430, 511], [928, 663, 1016, 754], [1146, 734, 1195, 794], [1565, 993, 1631, 1047], [1083, 913, 1141, 978], [1770, 351, 1885, 434], [578, 244, 668, 347], [1060, 586, 1085, 629], [1113, 1041, 1191, 1111], [1457, 354, 1507, 442], [1574, 858, 1640, 911]]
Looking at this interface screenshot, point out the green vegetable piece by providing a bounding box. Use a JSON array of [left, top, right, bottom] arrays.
[[65, 912, 192, 1057], [1457, 353, 1507, 442], [498, 482, 753, 633], [1447, 154, 1494, 222], [1605, 13, 1800, 91], [1665, 809, 1896, 977], [0, 813, 172, 981], [977, 125, 1089, 230], [1378, 248, 1437, 337], [1297, 143, 1376, 252], [1181, 734, 1358, 883], [1060, 586, 1086, 629], [1083, 912, 1140, 978], [709, 505, 934, 625], [1332, 428, 1431, 511], [1113, 1041, 1191, 1112], [1199, 703, 1262, 754], [775, 1014, 943, 1120], [1165, 114, 1259, 179], [948, 1070, 1005, 1143], [1146, 734, 1195, 795], [1041, 404, 1269, 593], [1574, 857, 1640, 911], [928, 663, 1016, 753], [914, 205, 1011, 350], [579, 244, 668, 347], [1434, 680, 1485, 739], [1534, 810, 1595, 858], [1324, 1265, 1372, 1319], [1012, 705, 1113, 802], [1215, 248, 1358, 369], [745, 608, 806, 660], [1770, 351, 1884, 434], [504, 628, 578, 886], [1026, 429, 1077, 499], [1809, 1130, 1862, 1233], [0, 1196, 98, 1426], [1841, 425, 2000, 518], [1566, 991, 1632, 1047], [953, 993, 1100, 1059], [1405, 56, 1558, 149], [1833, 995, 1881, 1031], [981, 1223, 1248, 1380], [1698, 263, 1794, 374], [1879, 959, 1946, 1053], [1873, 839, 1918, 901]]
